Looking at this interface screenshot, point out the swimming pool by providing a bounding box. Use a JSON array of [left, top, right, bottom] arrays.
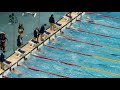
[[0, 12, 67, 57], [6, 12, 120, 78]]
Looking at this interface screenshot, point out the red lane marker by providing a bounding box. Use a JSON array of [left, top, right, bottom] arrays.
[[2, 76, 9, 78], [45, 45, 92, 57], [67, 27, 112, 38], [32, 54, 78, 67], [86, 12, 120, 20], [18, 64, 68, 78], [85, 12, 94, 14], [89, 22, 120, 30], [80, 30, 112, 38], [28, 67, 40, 72], [76, 20, 120, 30], [63, 36, 103, 47], [76, 20, 81, 22], [28, 67, 68, 78]]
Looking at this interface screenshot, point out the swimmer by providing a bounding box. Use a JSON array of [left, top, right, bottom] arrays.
[[50, 38, 56, 43], [24, 57, 28, 62], [36, 48, 48, 55], [36, 48, 42, 52], [50, 38, 63, 46], [59, 31, 64, 37], [36, 48, 44, 53], [11, 68, 22, 76], [85, 16, 94, 23], [59, 31, 73, 39], [86, 16, 90, 20], [110, 54, 120, 57], [70, 25, 78, 30]]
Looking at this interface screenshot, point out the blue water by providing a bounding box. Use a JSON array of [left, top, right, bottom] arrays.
[[6, 12, 120, 78]]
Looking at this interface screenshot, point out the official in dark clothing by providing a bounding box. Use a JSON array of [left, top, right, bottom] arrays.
[[34, 29, 38, 41], [0, 53, 5, 70], [39, 24, 47, 41], [0, 33, 8, 53], [49, 14, 55, 31], [18, 24, 24, 44], [17, 35, 22, 48]]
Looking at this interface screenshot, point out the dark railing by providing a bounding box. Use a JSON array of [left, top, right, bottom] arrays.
[[0, 12, 83, 76]]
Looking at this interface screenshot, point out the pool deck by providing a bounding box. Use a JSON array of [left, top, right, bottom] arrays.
[[0, 12, 84, 77]]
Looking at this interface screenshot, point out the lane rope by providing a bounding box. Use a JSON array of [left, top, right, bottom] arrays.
[[85, 12, 120, 20], [76, 20, 120, 31], [45, 45, 120, 63], [32, 54, 120, 77], [32, 54, 97, 77], [2, 76, 9, 78], [18, 64, 69, 78], [67, 27, 120, 40], [62, 35, 120, 52]]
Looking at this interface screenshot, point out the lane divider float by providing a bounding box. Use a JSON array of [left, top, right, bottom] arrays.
[[76, 20, 120, 31], [85, 12, 120, 20], [67, 27, 120, 41], [45, 45, 120, 63], [32, 54, 120, 77], [62, 35, 120, 52], [18, 64, 69, 78], [2, 76, 9, 78]]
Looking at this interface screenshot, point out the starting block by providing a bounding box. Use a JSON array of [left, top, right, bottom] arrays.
[[29, 39, 39, 47], [63, 16, 70, 21], [74, 12, 81, 14], [55, 22, 62, 30], [15, 49, 25, 57], [3, 60, 12, 67], [66, 14, 72, 19], [45, 31, 51, 35]]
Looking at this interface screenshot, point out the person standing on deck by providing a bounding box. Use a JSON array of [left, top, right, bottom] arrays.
[[0, 33, 8, 53], [38, 24, 47, 41], [18, 23, 24, 44], [67, 12, 72, 25], [0, 53, 5, 70], [17, 35, 22, 48], [34, 28, 38, 42], [49, 14, 55, 31], [69, 12, 72, 19]]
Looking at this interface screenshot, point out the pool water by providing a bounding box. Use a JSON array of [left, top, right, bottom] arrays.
[[6, 12, 120, 78]]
